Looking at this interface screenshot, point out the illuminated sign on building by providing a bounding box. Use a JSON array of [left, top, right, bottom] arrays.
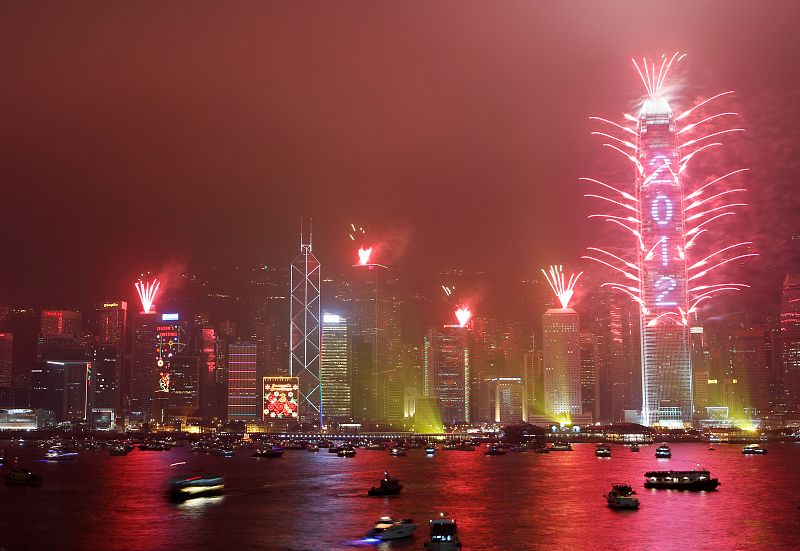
[[161, 313, 180, 321], [262, 377, 300, 419]]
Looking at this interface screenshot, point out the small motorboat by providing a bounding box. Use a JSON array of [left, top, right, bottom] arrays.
[[364, 517, 418, 541], [549, 442, 573, 451], [425, 444, 437, 455], [708, 445, 717, 451], [742, 444, 767, 455], [655, 444, 671, 458], [604, 484, 639, 509], [307, 444, 319, 452], [595, 444, 612, 457], [368, 472, 403, 496], [484, 445, 506, 456], [366, 442, 387, 451], [534, 447, 550, 454], [253, 447, 284, 458], [45, 448, 78, 461], [338, 446, 356, 458], [509, 445, 528, 453], [168, 474, 224, 501], [629, 444, 640, 452], [424, 512, 462, 550], [389, 447, 407, 457], [5, 468, 42, 486], [109, 444, 133, 456], [212, 447, 235, 457]]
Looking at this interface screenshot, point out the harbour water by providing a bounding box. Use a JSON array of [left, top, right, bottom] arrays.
[[1, 441, 799, 550]]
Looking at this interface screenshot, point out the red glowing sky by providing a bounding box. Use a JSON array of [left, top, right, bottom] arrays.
[[1, 1, 799, 306]]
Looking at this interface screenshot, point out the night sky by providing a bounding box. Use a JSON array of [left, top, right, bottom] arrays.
[[2, 1, 799, 310]]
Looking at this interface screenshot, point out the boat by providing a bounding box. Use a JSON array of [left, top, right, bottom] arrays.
[[442, 442, 474, 452], [253, 447, 284, 458], [708, 445, 716, 451], [509, 445, 528, 453], [139, 441, 171, 451], [5, 468, 42, 486], [629, 444, 640, 452], [424, 513, 462, 550], [655, 444, 671, 458], [368, 472, 403, 496], [364, 517, 418, 541], [307, 444, 319, 452], [338, 446, 356, 458], [389, 447, 407, 457], [212, 447, 234, 457], [742, 444, 767, 455], [549, 442, 573, 451], [595, 444, 612, 457], [484, 445, 506, 456], [604, 484, 639, 509], [366, 442, 387, 451], [328, 445, 341, 453], [643, 470, 720, 491], [425, 444, 437, 455], [168, 474, 224, 501], [45, 448, 78, 460], [109, 444, 133, 456], [318, 439, 333, 448], [534, 447, 550, 454]]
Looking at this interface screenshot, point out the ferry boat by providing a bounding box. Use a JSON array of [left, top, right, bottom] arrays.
[[368, 472, 403, 496], [168, 474, 224, 501], [742, 444, 768, 455], [629, 444, 640, 452], [549, 442, 573, 452], [655, 444, 671, 458], [253, 447, 284, 458], [484, 445, 507, 456], [5, 468, 42, 486], [45, 448, 78, 460], [365, 517, 418, 541], [595, 444, 612, 457], [604, 484, 639, 509], [644, 470, 720, 491], [424, 513, 462, 550], [389, 447, 407, 457]]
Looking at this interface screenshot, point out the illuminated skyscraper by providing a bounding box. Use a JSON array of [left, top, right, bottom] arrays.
[[97, 302, 128, 347], [320, 313, 350, 425], [579, 331, 599, 419], [0, 333, 12, 389], [290, 222, 321, 425], [585, 55, 754, 426], [228, 341, 258, 421], [350, 262, 400, 424], [542, 307, 581, 419], [130, 311, 160, 420], [40, 310, 81, 339], [780, 274, 800, 412], [424, 325, 470, 426]]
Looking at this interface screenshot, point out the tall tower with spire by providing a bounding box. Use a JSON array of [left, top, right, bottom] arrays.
[[290, 219, 322, 426]]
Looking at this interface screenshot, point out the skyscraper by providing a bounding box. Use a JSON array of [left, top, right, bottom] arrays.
[[290, 222, 321, 425], [320, 313, 350, 425], [0, 333, 12, 389], [542, 307, 581, 420], [228, 340, 258, 422], [579, 331, 599, 420], [349, 261, 400, 424], [130, 311, 160, 421], [780, 274, 800, 412], [424, 325, 470, 426], [40, 310, 81, 339], [97, 302, 128, 347]]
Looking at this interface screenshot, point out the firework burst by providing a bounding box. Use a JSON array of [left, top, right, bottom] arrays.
[[541, 265, 583, 309], [135, 276, 161, 314]]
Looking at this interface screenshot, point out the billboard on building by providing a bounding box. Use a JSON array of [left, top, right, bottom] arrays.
[[263, 377, 300, 420]]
